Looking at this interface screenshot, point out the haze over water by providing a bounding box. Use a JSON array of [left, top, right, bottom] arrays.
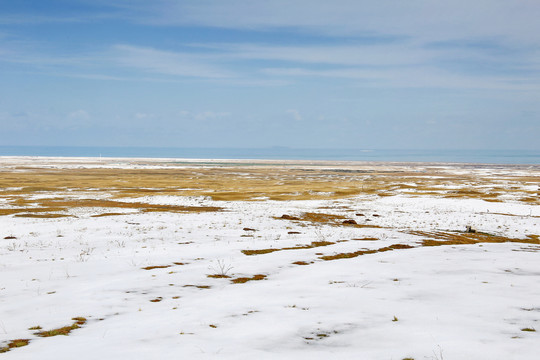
[[1, 146, 539, 165]]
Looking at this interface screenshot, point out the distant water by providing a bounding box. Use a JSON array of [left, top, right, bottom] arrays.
[[1, 146, 540, 165]]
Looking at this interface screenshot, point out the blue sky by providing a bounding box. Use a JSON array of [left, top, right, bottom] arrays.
[[1, 0, 539, 149]]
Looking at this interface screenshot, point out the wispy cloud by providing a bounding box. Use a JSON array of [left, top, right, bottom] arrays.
[[2, 39, 538, 90], [265, 66, 540, 91], [286, 109, 303, 121], [0, 41, 235, 81], [178, 110, 231, 121], [68, 109, 91, 120], [197, 42, 430, 66], [2, 0, 540, 91], [111, 45, 234, 78], [0, 9, 120, 25], [93, 0, 540, 45]]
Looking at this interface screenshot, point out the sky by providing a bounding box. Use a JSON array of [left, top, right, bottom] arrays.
[[1, 0, 539, 150]]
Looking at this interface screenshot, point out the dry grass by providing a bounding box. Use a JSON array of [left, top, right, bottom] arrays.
[[91, 212, 129, 217], [71, 317, 87, 325], [182, 285, 211, 289], [231, 274, 267, 284], [142, 265, 172, 270], [0, 198, 221, 217], [1, 166, 538, 216], [241, 248, 278, 255], [23, 199, 220, 213], [0, 339, 30, 353], [277, 212, 381, 228], [315, 232, 540, 262], [408, 230, 540, 246], [35, 317, 87, 337], [14, 213, 73, 218], [320, 244, 414, 261], [0, 207, 66, 216], [296, 212, 347, 223], [242, 241, 335, 256]]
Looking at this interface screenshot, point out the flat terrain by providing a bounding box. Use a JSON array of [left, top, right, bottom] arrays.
[[1, 157, 539, 359]]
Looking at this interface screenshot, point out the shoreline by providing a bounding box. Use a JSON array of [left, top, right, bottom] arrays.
[[2, 155, 540, 169], [1, 146, 540, 166]]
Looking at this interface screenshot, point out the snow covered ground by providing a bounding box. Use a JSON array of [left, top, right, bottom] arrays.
[[1, 158, 539, 359]]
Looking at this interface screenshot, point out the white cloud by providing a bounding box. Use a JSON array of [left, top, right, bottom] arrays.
[[2, 1, 539, 90], [0, 14, 93, 25], [200, 42, 431, 66], [108, 0, 540, 45], [68, 109, 91, 120], [134, 112, 155, 119], [266, 66, 540, 91], [178, 111, 231, 121], [286, 109, 303, 121], [112, 44, 233, 78]]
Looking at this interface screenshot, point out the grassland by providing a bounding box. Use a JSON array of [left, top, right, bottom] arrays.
[[1, 158, 539, 359], [0, 160, 538, 220]]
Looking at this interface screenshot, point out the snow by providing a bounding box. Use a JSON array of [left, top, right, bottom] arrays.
[[1, 160, 539, 359]]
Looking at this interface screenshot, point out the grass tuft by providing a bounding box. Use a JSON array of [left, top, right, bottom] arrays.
[[409, 230, 540, 246], [0, 339, 30, 353], [182, 285, 211, 289], [71, 317, 87, 325], [35, 324, 79, 337], [320, 244, 414, 261], [142, 265, 172, 270], [231, 274, 267, 284], [35, 317, 87, 337], [242, 241, 335, 256]]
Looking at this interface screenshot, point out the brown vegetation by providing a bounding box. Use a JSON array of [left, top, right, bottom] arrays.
[[142, 265, 172, 270], [242, 241, 335, 256], [277, 212, 381, 228], [320, 244, 414, 261], [35, 317, 87, 337], [1, 165, 538, 218], [231, 274, 267, 284], [408, 230, 540, 246], [182, 285, 211, 289], [0, 339, 30, 353]]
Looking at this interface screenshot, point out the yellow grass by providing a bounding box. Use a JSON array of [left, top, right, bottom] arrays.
[[408, 230, 540, 246], [276, 212, 381, 228], [320, 244, 414, 261], [0, 164, 538, 222], [142, 265, 172, 270], [0, 339, 30, 353], [1, 166, 537, 206], [242, 241, 335, 256], [35, 317, 87, 337], [231, 274, 267, 284]]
